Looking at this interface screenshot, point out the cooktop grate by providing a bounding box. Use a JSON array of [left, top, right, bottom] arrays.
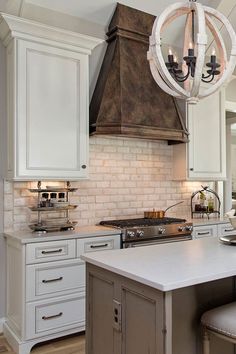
[[100, 217, 186, 228]]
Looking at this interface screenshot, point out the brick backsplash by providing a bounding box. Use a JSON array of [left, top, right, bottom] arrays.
[[3, 136, 207, 232]]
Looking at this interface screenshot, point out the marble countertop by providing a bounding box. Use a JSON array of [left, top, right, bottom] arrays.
[[4, 225, 121, 244], [82, 237, 236, 292]]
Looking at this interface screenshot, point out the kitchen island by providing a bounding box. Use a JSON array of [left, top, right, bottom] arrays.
[[82, 237, 236, 354]]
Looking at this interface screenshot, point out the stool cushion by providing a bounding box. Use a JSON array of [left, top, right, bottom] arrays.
[[201, 302, 236, 339]]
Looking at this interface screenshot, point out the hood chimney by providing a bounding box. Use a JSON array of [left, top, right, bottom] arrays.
[[90, 3, 188, 144]]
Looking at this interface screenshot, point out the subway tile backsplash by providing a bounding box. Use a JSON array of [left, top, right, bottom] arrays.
[[4, 136, 205, 232]]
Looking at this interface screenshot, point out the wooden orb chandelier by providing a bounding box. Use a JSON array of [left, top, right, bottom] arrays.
[[147, 0, 236, 104]]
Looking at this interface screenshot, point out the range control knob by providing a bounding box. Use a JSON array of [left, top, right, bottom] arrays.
[[178, 226, 185, 232], [158, 227, 166, 235], [136, 230, 144, 237], [185, 225, 193, 232], [127, 231, 135, 238]]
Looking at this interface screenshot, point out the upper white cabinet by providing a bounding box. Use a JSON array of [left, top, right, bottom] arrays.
[[173, 87, 226, 181], [0, 13, 103, 180]]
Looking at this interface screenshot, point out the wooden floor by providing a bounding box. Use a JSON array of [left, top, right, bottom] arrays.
[[0, 333, 85, 354]]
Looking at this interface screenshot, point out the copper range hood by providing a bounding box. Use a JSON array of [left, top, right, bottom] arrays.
[[90, 3, 188, 144]]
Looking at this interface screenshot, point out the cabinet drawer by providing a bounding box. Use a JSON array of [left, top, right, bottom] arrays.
[[25, 294, 85, 339], [218, 223, 236, 237], [26, 240, 76, 264], [77, 235, 120, 259], [26, 259, 85, 302], [193, 225, 217, 239]]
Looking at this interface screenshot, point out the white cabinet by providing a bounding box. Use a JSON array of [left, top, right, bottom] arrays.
[[192, 224, 218, 239], [0, 13, 102, 180], [193, 222, 235, 239], [4, 232, 120, 354], [217, 222, 235, 237], [173, 88, 226, 181]]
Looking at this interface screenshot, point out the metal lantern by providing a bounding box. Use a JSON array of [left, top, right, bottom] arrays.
[[147, 0, 236, 104]]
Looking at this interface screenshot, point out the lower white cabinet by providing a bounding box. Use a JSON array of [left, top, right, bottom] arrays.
[[193, 222, 235, 239], [217, 223, 235, 237], [25, 294, 85, 339], [4, 232, 120, 354], [192, 225, 218, 239]]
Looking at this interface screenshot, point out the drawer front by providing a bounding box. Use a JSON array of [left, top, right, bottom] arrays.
[[77, 235, 121, 259], [25, 294, 85, 339], [218, 223, 235, 237], [193, 225, 217, 239], [26, 240, 76, 264], [26, 259, 85, 302]]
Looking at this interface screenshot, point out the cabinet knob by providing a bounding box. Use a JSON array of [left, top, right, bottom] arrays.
[[81, 165, 87, 169], [190, 168, 194, 171]]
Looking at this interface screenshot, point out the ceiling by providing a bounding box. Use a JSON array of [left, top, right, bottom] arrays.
[[24, 0, 221, 27]]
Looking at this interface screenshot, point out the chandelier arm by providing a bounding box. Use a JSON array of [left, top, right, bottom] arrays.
[[150, 1, 191, 98], [174, 66, 190, 81], [148, 58, 183, 98], [199, 6, 236, 99], [190, 1, 207, 99], [202, 72, 213, 79], [205, 14, 227, 80], [202, 75, 215, 84]]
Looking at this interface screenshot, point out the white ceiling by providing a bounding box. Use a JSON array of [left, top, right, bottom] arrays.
[[24, 0, 221, 27]]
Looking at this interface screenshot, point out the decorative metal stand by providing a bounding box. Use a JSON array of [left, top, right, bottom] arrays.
[[28, 181, 78, 233], [191, 185, 221, 219]]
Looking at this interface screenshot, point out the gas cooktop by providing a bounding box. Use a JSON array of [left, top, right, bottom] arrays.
[[100, 217, 186, 228]]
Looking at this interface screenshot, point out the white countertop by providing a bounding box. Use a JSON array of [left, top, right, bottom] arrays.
[[4, 225, 121, 244], [191, 217, 231, 226], [82, 237, 236, 292]]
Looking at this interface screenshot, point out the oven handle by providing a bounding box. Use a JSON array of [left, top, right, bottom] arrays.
[[124, 237, 192, 248]]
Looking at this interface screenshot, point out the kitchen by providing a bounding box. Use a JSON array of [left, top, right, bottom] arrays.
[[0, 0, 236, 353]]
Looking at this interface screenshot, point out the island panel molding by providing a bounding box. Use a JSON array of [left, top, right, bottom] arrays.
[[0, 13, 103, 180]]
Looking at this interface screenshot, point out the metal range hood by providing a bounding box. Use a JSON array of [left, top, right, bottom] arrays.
[[90, 3, 188, 144]]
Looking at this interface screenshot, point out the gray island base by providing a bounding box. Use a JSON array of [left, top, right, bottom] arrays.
[[82, 238, 236, 354]]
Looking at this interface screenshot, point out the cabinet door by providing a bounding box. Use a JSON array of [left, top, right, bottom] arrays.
[[15, 39, 88, 180], [86, 265, 116, 354], [187, 88, 226, 180]]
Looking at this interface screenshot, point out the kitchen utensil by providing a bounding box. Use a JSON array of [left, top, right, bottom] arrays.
[[220, 235, 236, 245], [229, 216, 236, 229], [144, 201, 184, 219]]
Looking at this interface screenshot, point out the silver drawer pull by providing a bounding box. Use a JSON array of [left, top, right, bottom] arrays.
[[224, 229, 234, 232], [42, 312, 63, 320], [197, 231, 210, 235], [41, 248, 63, 255], [42, 276, 63, 284], [90, 243, 108, 249]]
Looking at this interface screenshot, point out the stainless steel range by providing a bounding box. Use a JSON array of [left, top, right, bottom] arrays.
[[100, 217, 193, 248]]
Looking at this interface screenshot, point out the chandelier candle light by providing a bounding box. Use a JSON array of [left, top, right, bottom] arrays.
[[147, 0, 236, 103]]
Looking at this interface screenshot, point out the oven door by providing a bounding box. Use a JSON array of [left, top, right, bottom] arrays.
[[123, 235, 192, 248]]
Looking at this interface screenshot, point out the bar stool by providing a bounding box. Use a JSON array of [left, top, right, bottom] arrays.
[[201, 301, 236, 354]]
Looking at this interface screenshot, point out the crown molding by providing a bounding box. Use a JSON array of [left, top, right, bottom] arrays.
[[0, 12, 104, 54]]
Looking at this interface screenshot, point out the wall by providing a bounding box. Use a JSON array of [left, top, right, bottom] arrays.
[[4, 136, 205, 233]]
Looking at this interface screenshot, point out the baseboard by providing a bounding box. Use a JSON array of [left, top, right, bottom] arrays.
[[0, 317, 5, 333]]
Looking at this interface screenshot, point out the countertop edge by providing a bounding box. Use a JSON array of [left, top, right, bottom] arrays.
[[4, 226, 121, 244]]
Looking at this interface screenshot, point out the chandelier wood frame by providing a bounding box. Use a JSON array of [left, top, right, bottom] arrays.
[[147, 1, 236, 103]]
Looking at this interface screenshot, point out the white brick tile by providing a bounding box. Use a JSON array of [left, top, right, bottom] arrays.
[[3, 136, 206, 231]]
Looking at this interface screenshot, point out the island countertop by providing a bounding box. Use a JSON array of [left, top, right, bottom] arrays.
[[82, 237, 236, 292]]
